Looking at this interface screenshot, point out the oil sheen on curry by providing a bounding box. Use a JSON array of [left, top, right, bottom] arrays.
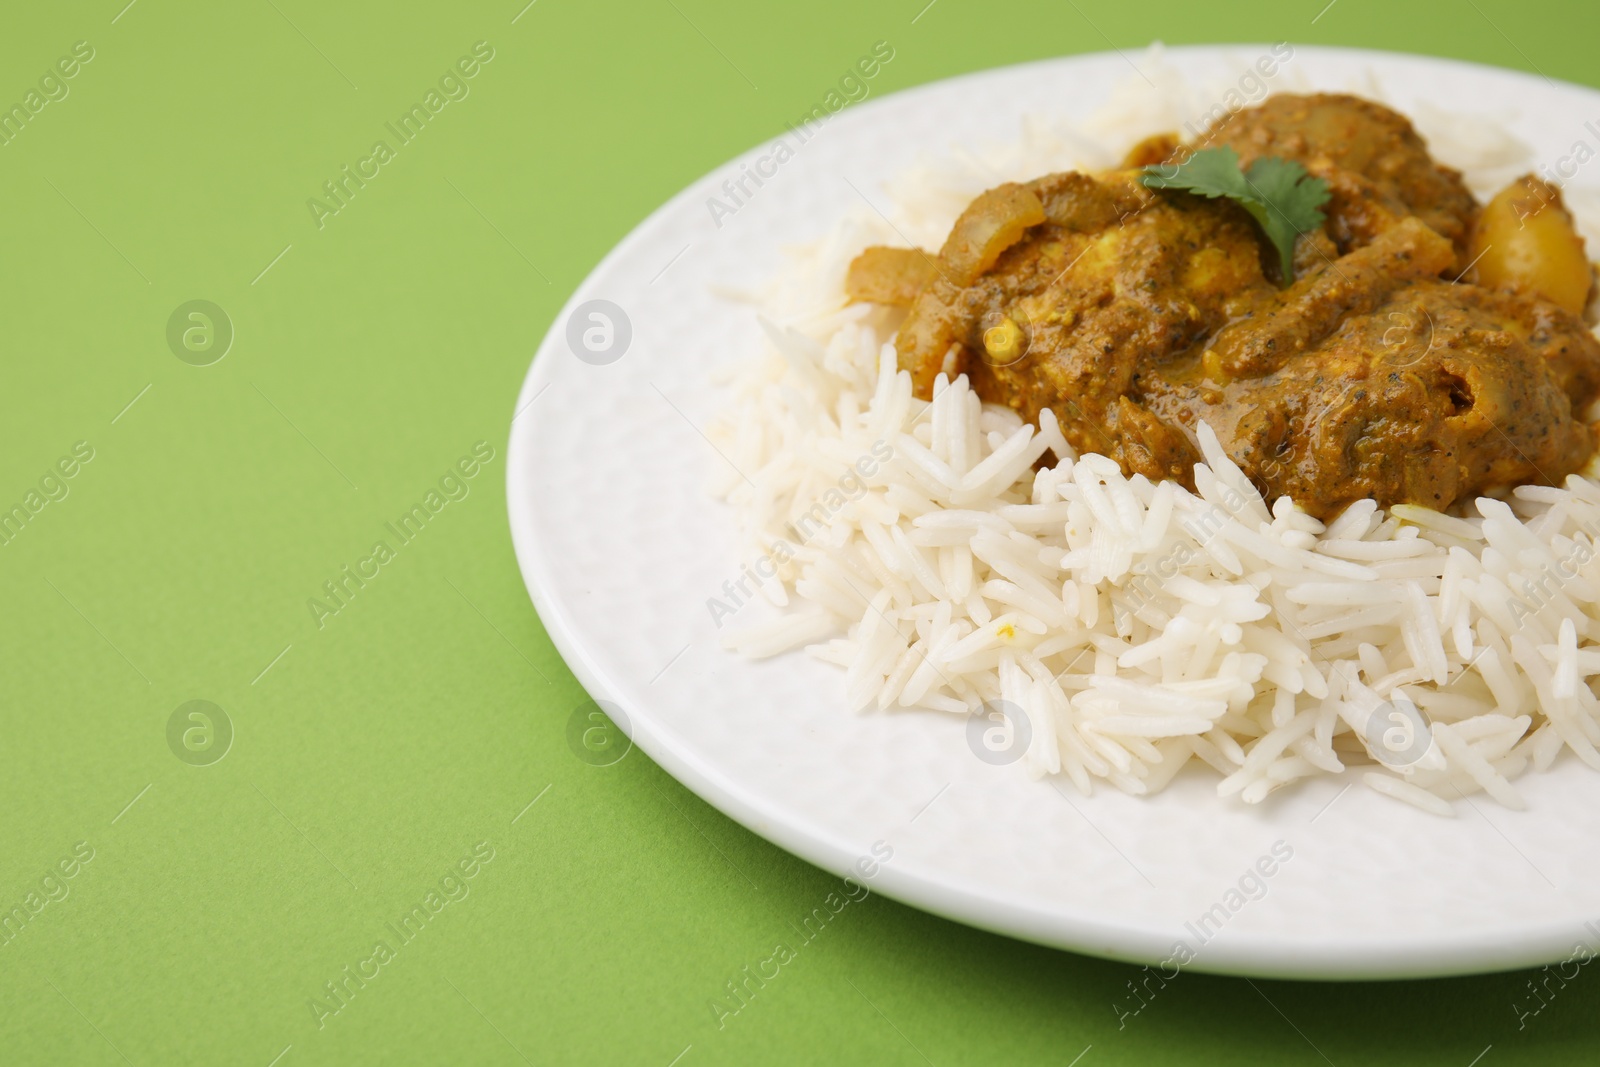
[[844, 94, 1600, 520]]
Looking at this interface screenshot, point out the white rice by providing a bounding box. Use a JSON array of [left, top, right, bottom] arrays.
[[707, 49, 1600, 813]]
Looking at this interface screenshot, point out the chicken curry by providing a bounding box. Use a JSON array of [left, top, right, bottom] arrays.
[[844, 94, 1600, 520]]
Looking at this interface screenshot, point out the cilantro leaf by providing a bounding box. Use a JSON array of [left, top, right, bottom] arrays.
[[1141, 145, 1254, 200], [1140, 147, 1330, 284]]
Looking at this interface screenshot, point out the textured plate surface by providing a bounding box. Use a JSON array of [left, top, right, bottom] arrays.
[[507, 45, 1600, 979]]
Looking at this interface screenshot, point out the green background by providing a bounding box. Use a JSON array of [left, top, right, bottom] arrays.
[[2, 0, 1597, 1063]]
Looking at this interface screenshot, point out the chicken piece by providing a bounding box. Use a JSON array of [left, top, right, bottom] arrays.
[[1145, 281, 1600, 516], [1202, 93, 1479, 264], [1202, 217, 1457, 380], [891, 170, 1273, 481]]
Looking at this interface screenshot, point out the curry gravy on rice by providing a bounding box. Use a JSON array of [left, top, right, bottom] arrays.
[[845, 93, 1600, 521]]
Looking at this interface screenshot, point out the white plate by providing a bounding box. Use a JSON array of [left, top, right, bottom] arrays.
[[507, 45, 1600, 979]]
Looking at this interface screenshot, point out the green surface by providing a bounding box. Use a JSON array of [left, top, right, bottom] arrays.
[[3, 0, 1598, 1063]]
